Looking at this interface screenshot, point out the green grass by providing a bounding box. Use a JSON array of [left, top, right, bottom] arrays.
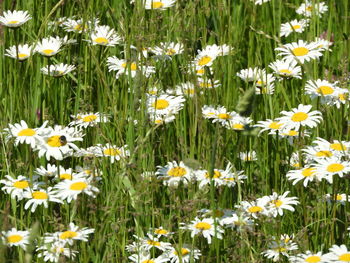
[[0, 0, 350, 262]]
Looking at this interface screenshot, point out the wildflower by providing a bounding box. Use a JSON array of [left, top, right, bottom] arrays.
[[41, 63, 76, 77], [69, 112, 110, 128], [0, 175, 41, 200], [54, 177, 99, 203], [225, 115, 253, 131], [129, 253, 169, 263], [35, 37, 63, 57], [311, 37, 332, 51], [324, 193, 350, 205], [107, 56, 155, 79], [147, 94, 185, 116], [143, 0, 177, 10], [181, 217, 224, 244], [151, 42, 184, 56], [237, 197, 270, 219], [149, 113, 176, 125], [151, 227, 174, 238], [36, 241, 78, 263], [296, 1, 328, 17], [166, 245, 201, 263], [251, 0, 271, 5], [239, 151, 257, 162], [286, 166, 322, 187], [174, 82, 196, 97], [268, 59, 302, 79], [305, 79, 339, 103], [136, 234, 172, 252], [197, 77, 221, 89], [236, 67, 265, 82], [261, 234, 298, 262], [5, 44, 33, 60], [87, 25, 122, 46], [280, 19, 309, 37], [324, 244, 350, 262], [4, 120, 48, 148], [255, 119, 284, 135], [255, 73, 275, 94], [289, 251, 327, 263], [34, 164, 60, 178], [0, 10, 31, 27], [221, 212, 255, 232], [93, 143, 130, 163], [1, 228, 30, 250], [24, 187, 63, 212], [194, 48, 218, 68], [312, 157, 350, 183], [275, 40, 323, 64], [277, 104, 322, 131], [62, 17, 98, 33], [156, 161, 193, 187], [266, 191, 299, 217]]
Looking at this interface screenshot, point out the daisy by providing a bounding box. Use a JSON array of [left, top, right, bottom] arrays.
[[41, 63, 76, 77], [34, 125, 83, 160], [149, 113, 176, 125], [147, 94, 185, 116], [34, 164, 59, 178], [324, 244, 350, 262], [296, 1, 328, 18], [220, 212, 255, 232], [151, 42, 184, 56], [261, 234, 298, 262], [44, 223, 94, 246], [268, 59, 302, 79], [255, 73, 275, 89], [136, 234, 172, 252], [107, 56, 155, 79], [239, 151, 257, 162], [195, 163, 237, 188], [277, 104, 322, 131], [311, 37, 332, 51], [197, 77, 221, 89], [156, 161, 193, 187], [55, 167, 77, 180], [151, 227, 174, 238], [305, 79, 339, 102], [280, 19, 309, 37], [279, 127, 310, 145], [224, 115, 253, 131], [54, 177, 99, 203], [175, 82, 196, 97], [1, 228, 30, 250], [312, 157, 350, 183], [143, 0, 176, 10], [201, 44, 232, 56], [236, 67, 265, 82], [331, 88, 350, 108], [62, 17, 98, 33], [5, 44, 33, 60], [237, 197, 270, 219], [275, 40, 323, 64], [286, 166, 322, 187], [0, 10, 31, 27], [36, 241, 78, 263], [93, 143, 129, 163], [209, 106, 237, 126], [309, 137, 350, 158], [193, 49, 218, 68], [181, 217, 224, 244], [166, 245, 201, 263], [129, 253, 169, 263], [4, 120, 48, 148], [188, 62, 213, 76], [251, 0, 271, 5], [0, 175, 41, 200], [325, 193, 350, 205], [266, 191, 299, 217], [35, 36, 63, 57], [69, 112, 110, 128], [255, 119, 284, 135], [87, 25, 122, 46], [24, 187, 63, 212], [289, 251, 327, 263]]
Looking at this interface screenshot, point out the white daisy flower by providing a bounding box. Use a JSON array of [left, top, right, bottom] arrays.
[[286, 166, 322, 187], [324, 193, 350, 205], [236, 67, 265, 82], [193, 48, 218, 68], [311, 37, 332, 51], [0, 175, 40, 200], [195, 164, 236, 189], [151, 42, 184, 56], [255, 73, 276, 92], [4, 120, 48, 148], [296, 1, 328, 17], [88, 25, 122, 46], [147, 94, 185, 116], [266, 191, 299, 217], [129, 253, 169, 263], [331, 88, 350, 108], [276, 104, 323, 131], [41, 63, 76, 77], [280, 19, 309, 37], [34, 164, 60, 178], [150, 227, 174, 238], [220, 212, 255, 232], [107, 56, 155, 79], [261, 234, 298, 262], [136, 234, 172, 252], [174, 82, 196, 97], [93, 143, 129, 163], [237, 197, 270, 219], [0, 10, 31, 27], [166, 245, 201, 263], [224, 115, 253, 131], [305, 79, 339, 102], [54, 177, 99, 203], [239, 151, 257, 162], [275, 40, 323, 64], [251, 0, 271, 5], [255, 119, 284, 135], [1, 228, 30, 250], [69, 112, 110, 128], [62, 17, 98, 33], [35, 36, 63, 57], [197, 77, 221, 89], [289, 251, 327, 263], [156, 161, 193, 188], [182, 217, 224, 244], [149, 113, 176, 125], [5, 44, 33, 60], [268, 59, 302, 79], [23, 187, 63, 212], [312, 157, 350, 183], [323, 244, 350, 262], [36, 241, 78, 263], [143, 0, 176, 10]]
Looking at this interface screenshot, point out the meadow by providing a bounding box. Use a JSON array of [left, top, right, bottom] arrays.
[[0, 0, 349, 262]]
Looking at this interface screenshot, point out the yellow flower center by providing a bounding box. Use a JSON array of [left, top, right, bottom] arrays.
[[122, 62, 138, 70], [271, 199, 283, 207], [248, 206, 263, 213], [152, 99, 169, 110], [94, 37, 109, 45], [69, 182, 88, 191], [82, 115, 97, 122], [198, 56, 212, 66], [197, 68, 205, 74], [166, 48, 176, 55], [60, 173, 72, 180], [154, 229, 168, 235], [18, 128, 36, 136], [8, 20, 19, 24], [339, 93, 348, 101], [315, 150, 332, 157], [306, 5, 313, 11], [336, 194, 343, 201], [291, 112, 308, 122], [292, 47, 309, 56], [47, 135, 64, 147], [103, 148, 121, 156], [167, 167, 187, 177], [142, 260, 155, 263], [185, 88, 195, 95], [32, 191, 48, 200], [327, 163, 344, 173], [305, 256, 321, 263], [279, 69, 292, 75], [233, 123, 245, 130], [59, 231, 78, 240], [174, 248, 190, 256], [339, 253, 350, 261], [317, 85, 334, 95], [292, 25, 301, 30], [74, 24, 83, 31], [152, 2, 164, 8], [205, 170, 222, 178], [218, 113, 230, 119], [269, 122, 283, 130], [42, 49, 55, 56], [13, 180, 29, 189], [330, 143, 346, 151], [302, 167, 316, 177], [147, 240, 160, 246], [18, 53, 29, 59], [195, 222, 211, 230], [7, 235, 23, 243]]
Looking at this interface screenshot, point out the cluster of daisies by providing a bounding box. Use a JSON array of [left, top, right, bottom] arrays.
[[261, 233, 350, 263], [1, 223, 94, 263]]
